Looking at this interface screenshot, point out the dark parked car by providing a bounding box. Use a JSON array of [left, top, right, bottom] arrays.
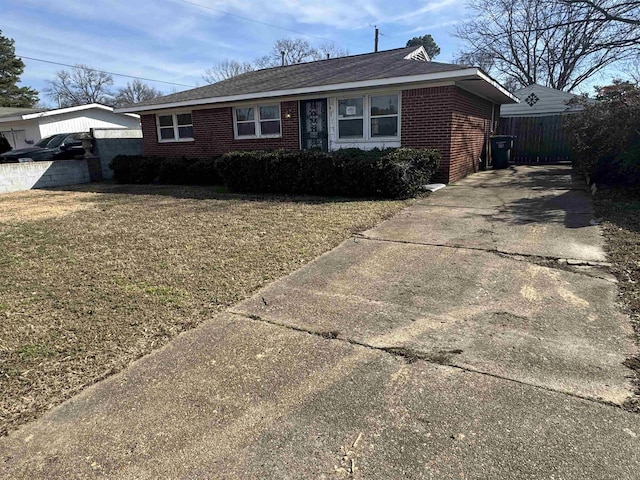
[[0, 133, 85, 163]]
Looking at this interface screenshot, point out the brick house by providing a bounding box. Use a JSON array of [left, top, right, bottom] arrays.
[[116, 46, 516, 183]]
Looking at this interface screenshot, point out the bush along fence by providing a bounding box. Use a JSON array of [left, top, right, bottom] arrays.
[[563, 80, 640, 186], [110, 148, 440, 199]]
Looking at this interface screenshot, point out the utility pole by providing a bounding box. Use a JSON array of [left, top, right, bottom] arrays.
[[374, 27, 379, 53]]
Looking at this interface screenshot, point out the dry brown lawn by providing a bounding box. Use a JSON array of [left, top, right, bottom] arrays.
[[0, 184, 408, 435]]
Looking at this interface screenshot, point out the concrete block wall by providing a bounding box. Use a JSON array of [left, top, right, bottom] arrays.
[[0, 160, 90, 194], [94, 138, 143, 179]]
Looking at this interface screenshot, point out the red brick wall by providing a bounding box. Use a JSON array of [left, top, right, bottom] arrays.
[[141, 101, 300, 157], [401, 86, 454, 182], [141, 91, 493, 183], [449, 88, 493, 182], [401, 85, 494, 182]]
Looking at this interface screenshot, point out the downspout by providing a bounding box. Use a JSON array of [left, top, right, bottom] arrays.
[[486, 101, 495, 170]]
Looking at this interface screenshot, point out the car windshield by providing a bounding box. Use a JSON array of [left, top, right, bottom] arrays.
[[34, 134, 66, 149]]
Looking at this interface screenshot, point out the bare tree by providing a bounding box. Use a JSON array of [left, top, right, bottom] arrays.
[[315, 41, 349, 60], [45, 64, 114, 107], [455, 51, 495, 72], [254, 38, 321, 68], [203, 60, 254, 84], [622, 56, 640, 85], [455, 0, 636, 91], [114, 79, 163, 106], [562, 0, 640, 26], [204, 38, 349, 81]]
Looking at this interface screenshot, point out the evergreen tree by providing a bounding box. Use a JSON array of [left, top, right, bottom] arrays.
[[0, 30, 39, 107], [406, 35, 441, 59]]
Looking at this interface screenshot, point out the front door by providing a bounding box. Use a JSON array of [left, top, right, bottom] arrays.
[[300, 99, 328, 151]]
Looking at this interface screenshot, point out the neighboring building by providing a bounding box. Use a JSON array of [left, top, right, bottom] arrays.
[[499, 84, 583, 163], [116, 46, 517, 182], [0, 104, 140, 150], [500, 84, 583, 117]]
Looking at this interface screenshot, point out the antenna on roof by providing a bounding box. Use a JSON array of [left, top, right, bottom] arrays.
[[374, 26, 379, 53]]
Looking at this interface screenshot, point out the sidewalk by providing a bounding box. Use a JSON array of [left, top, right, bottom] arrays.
[[2, 165, 639, 479]]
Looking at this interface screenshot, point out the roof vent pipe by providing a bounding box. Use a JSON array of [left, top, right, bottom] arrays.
[[281, 51, 285, 66], [327, 53, 330, 59]]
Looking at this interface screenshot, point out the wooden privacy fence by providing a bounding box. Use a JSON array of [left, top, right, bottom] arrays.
[[498, 115, 574, 164]]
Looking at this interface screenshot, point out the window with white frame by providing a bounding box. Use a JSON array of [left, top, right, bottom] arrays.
[[370, 94, 399, 137], [337, 93, 400, 140], [234, 104, 281, 138], [157, 112, 193, 142], [338, 97, 364, 139]]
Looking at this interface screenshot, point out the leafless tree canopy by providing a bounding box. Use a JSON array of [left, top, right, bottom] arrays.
[[255, 38, 319, 68], [455, 0, 639, 92], [45, 64, 114, 107], [622, 56, 640, 85], [114, 79, 163, 107], [315, 42, 350, 61], [203, 60, 254, 84], [562, 0, 640, 26], [203, 38, 349, 83]]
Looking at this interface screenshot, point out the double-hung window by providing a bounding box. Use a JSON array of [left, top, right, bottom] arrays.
[[370, 94, 399, 137], [337, 93, 400, 140], [157, 112, 193, 142], [234, 104, 281, 138], [338, 98, 364, 139]]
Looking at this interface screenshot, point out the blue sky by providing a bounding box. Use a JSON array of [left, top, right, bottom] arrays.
[[4, 0, 468, 106]]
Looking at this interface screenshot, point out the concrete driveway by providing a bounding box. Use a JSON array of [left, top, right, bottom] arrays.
[[2, 165, 639, 479]]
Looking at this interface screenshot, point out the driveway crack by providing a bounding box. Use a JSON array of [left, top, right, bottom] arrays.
[[352, 234, 614, 281], [228, 311, 625, 412]]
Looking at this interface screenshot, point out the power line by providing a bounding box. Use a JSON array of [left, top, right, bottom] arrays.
[[18, 55, 196, 88], [178, 0, 351, 48]]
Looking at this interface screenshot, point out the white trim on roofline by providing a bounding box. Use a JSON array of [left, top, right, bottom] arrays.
[[21, 103, 140, 120], [475, 70, 520, 104], [403, 46, 431, 62], [115, 68, 519, 114], [0, 115, 25, 123]]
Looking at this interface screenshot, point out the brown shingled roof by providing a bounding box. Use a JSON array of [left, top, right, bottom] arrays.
[[132, 46, 469, 108]]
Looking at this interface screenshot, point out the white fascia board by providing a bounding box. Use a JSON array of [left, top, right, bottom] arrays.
[[476, 71, 519, 103], [115, 68, 489, 114], [0, 115, 26, 123], [22, 103, 112, 119]]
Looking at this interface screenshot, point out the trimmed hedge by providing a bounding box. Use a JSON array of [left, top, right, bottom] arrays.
[[216, 148, 440, 198], [110, 147, 440, 199], [110, 155, 222, 185]]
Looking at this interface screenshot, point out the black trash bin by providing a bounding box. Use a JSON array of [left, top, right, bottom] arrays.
[[490, 135, 515, 169]]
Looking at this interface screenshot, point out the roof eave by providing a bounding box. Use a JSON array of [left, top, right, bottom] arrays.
[[20, 103, 139, 120], [115, 68, 516, 114], [0, 115, 30, 123]]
